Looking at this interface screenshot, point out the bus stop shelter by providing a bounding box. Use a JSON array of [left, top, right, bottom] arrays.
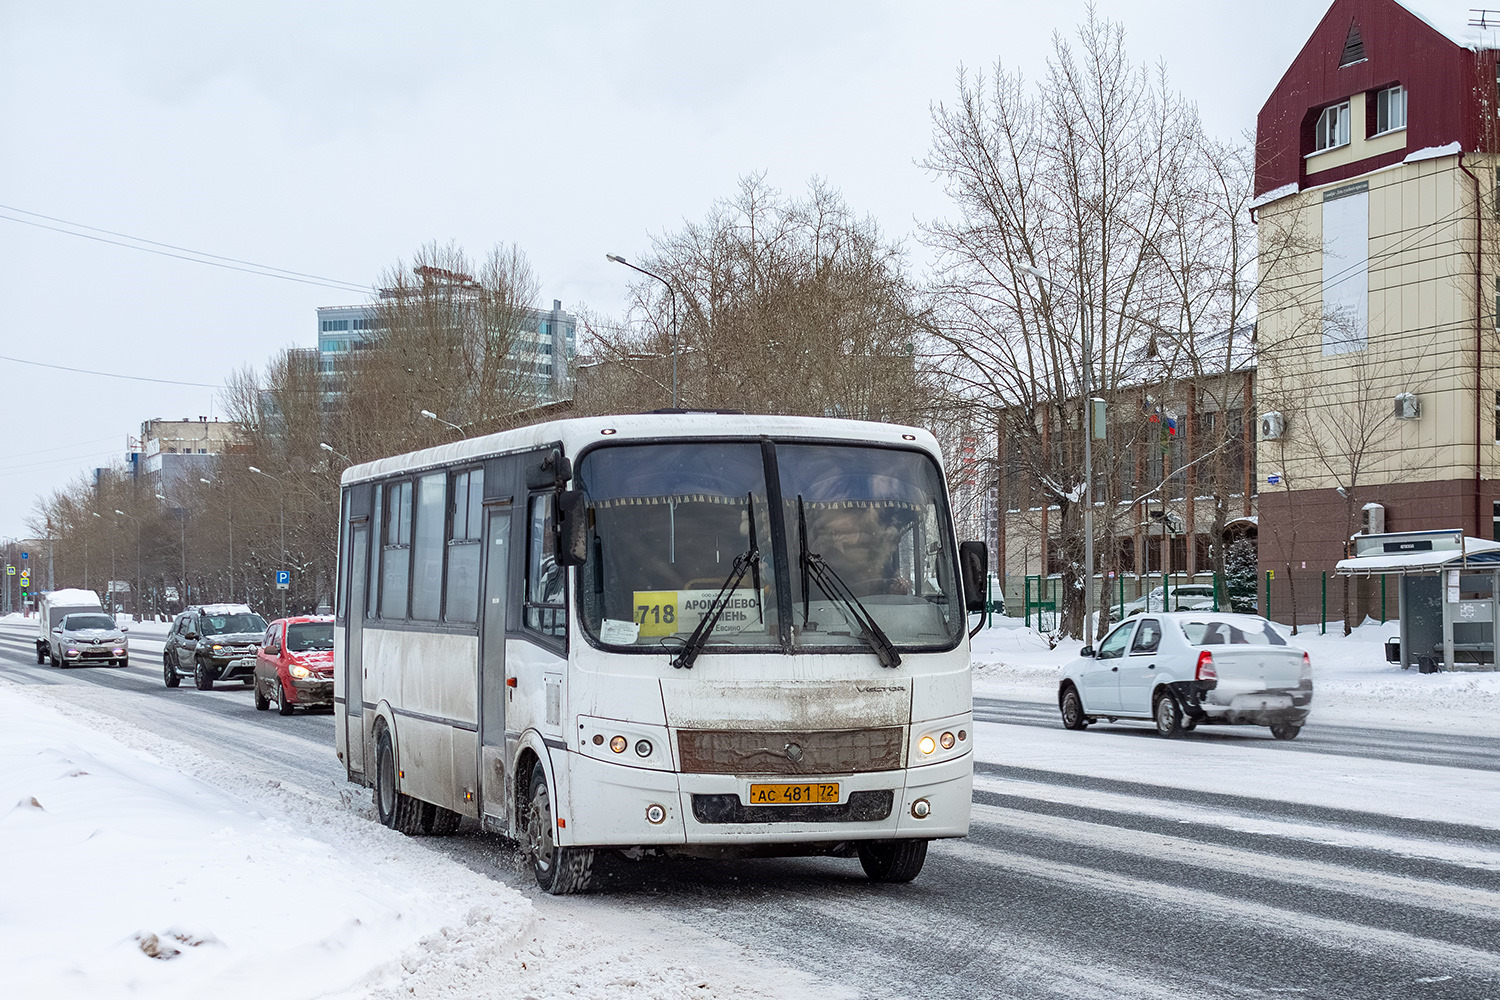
[[1335, 529, 1500, 672]]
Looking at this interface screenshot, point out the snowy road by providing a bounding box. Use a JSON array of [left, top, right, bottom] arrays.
[[3, 620, 1499, 999]]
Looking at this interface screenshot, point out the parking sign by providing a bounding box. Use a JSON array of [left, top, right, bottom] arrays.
[[276, 570, 290, 590]]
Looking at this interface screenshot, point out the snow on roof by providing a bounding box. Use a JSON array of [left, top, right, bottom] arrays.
[[41, 588, 100, 606], [192, 603, 256, 616], [1404, 141, 1463, 164], [1336, 536, 1500, 575], [1250, 183, 1299, 211], [1395, 1, 1500, 50]]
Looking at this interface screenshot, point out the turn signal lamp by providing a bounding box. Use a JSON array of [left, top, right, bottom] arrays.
[[609, 735, 627, 754], [940, 732, 956, 750], [1195, 650, 1217, 681]]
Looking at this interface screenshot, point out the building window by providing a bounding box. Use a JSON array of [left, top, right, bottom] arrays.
[[1374, 85, 1406, 134], [1494, 501, 1500, 541], [1315, 102, 1351, 151]]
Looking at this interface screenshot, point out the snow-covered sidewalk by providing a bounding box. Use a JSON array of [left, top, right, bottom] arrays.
[[0, 682, 802, 1000]]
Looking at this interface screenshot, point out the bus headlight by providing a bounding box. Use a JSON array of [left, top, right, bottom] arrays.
[[609, 735, 628, 754], [645, 803, 666, 824], [635, 739, 652, 757], [918, 735, 936, 755]]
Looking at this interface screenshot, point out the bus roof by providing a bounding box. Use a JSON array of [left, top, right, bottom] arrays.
[[340, 413, 942, 487]]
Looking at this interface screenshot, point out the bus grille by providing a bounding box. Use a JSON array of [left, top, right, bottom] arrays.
[[677, 727, 904, 775], [691, 790, 894, 824]]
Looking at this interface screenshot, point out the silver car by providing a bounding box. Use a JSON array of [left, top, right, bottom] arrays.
[[1058, 612, 1312, 739], [49, 612, 129, 668]]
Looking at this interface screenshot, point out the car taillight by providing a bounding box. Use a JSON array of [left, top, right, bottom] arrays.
[[1301, 651, 1312, 679], [1195, 650, 1217, 681]]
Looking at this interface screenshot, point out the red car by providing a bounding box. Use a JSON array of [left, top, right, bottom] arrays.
[[253, 616, 335, 716]]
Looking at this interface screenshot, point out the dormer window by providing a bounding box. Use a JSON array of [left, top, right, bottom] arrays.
[[1315, 102, 1351, 151], [1375, 85, 1406, 134]]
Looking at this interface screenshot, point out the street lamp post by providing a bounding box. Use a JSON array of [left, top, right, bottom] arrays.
[[1018, 263, 1097, 644], [156, 493, 187, 606], [201, 477, 232, 601], [419, 410, 464, 437], [113, 509, 142, 620], [248, 466, 287, 616], [606, 254, 678, 409], [319, 442, 350, 463]]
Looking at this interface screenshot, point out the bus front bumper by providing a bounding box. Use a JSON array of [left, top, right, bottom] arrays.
[[560, 752, 972, 848]]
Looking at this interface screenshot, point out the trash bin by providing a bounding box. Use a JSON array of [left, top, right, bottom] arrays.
[[1385, 638, 1401, 664], [1418, 654, 1441, 674]]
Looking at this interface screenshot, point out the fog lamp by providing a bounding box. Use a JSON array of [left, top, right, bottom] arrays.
[[634, 739, 652, 757], [918, 735, 936, 755], [645, 803, 666, 824], [940, 732, 956, 750], [911, 798, 931, 819], [609, 735, 627, 753]]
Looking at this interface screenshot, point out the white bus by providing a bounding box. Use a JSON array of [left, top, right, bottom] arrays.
[[333, 413, 987, 892]]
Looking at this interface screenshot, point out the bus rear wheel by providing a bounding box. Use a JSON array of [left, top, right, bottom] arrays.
[[374, 726, 423, 835], [525, 762, 594, 894], [858, 839, 928, 883]]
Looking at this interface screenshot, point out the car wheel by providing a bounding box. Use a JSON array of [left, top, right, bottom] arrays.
[[194, 658, 214, 691], [36, 645, 45, 664], [1270, 723, 1302, 741], [253, 679, 269, 711], [116, 657, 129, 669], [373, 726, 424, 834], [163, 654, 180, 688], [1154, 690, 1185, 738], [277, 687, 296, 716], [1060, 687, 1089, 731], [526, 762, 594, 894], [49, 647, 61, 667], [858, 839, 928, 883]]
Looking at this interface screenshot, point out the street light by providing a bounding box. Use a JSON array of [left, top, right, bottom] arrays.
[[201, 477, 234, 601], [319, 442, 350, 463], [156, 492, 187, 605], [114, 509, 142, 620], [419, 409, 464, 437], [248, 466, 287, 616], [607, 254, 678, 409], [1017, 263, 1097, 644]]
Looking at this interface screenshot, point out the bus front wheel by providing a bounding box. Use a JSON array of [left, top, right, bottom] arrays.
[[525, 763, 594, 895], [858, 839, 928, 883], [374, 726, 423, 835]]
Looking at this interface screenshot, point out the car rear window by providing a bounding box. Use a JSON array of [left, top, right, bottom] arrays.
[[286, 622, 334, 651], [1179, 619, 1288, 646]]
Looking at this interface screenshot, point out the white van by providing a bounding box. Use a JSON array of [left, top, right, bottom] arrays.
[[36, 589, 105, 664]]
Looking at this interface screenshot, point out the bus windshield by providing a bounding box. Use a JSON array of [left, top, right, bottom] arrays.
[[577, 440, 963, 655]]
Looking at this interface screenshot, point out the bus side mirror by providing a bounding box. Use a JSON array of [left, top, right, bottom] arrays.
[[959, 540, 988, 613], [555, 489, 589, 567]]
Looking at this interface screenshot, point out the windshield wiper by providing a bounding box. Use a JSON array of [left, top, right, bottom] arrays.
[[670, 494, 763, 670], [797, 497, 901, 669]]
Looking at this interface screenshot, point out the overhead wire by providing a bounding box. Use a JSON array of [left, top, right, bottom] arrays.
[[0, 203, 372, 294]]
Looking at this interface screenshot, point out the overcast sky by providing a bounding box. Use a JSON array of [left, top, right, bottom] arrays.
[[0, 0, 1327, 542]]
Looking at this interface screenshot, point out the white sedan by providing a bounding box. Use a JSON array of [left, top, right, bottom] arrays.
[[1058, 612, 1312, 739]]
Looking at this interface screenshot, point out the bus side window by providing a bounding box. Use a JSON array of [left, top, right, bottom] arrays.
[[526, 494, 566, 639]]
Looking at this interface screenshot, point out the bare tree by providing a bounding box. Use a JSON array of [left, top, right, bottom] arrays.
[[922, 9, 1231, 638], [580, 175, 932, 422]]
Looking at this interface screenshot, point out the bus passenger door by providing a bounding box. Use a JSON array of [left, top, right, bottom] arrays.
[[478, 506, 511, 828], [343, 521, 368, 773]]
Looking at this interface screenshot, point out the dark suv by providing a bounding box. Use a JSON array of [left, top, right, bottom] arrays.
[[163, 604, 269, 690]]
